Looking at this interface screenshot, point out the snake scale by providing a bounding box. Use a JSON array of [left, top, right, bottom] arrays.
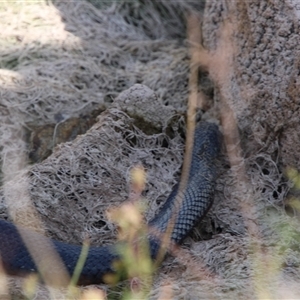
[[0, 121, 222, 285]]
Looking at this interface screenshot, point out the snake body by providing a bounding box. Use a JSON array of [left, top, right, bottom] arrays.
[[0, 121, 222, 285]]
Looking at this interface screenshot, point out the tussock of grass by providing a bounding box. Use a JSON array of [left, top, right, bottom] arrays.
[[1, 0, 300, 299]]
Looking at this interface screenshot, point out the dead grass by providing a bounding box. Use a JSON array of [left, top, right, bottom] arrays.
[[1, 0, 300, 299]]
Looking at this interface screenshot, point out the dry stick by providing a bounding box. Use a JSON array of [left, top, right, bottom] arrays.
[[155, 13, 222, 298], [195, 9, 262, 240], [219, 96, 273, 298], [172, 12, 221, 295], [0, 259, 9, 297], [195, 8, 274, 296], [156, 12, 200, 260], [2, 125, 70, 290]]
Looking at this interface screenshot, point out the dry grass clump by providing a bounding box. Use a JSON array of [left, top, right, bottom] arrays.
[[1, 0, 300, 299]]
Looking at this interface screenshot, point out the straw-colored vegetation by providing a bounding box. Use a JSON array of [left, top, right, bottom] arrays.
[[1, 0, 300, 299]]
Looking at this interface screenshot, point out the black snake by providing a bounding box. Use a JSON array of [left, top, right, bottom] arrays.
[[0, 121, 222, 285]]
